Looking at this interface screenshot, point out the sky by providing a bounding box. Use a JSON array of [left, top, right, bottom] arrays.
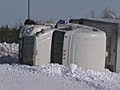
[[0, 0, 120, 26]]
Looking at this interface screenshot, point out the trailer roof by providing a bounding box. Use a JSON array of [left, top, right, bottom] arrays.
[[80, 18, 120, 24]]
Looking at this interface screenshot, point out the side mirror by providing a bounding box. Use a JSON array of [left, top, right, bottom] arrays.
[[55, 20, 67, 28], [35, 29, 45, 37]]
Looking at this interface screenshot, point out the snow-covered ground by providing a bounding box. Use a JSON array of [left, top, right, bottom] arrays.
[[0, 42, 120, 90]]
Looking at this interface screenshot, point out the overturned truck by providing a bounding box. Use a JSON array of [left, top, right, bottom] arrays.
[[19, 21, 106, 71]]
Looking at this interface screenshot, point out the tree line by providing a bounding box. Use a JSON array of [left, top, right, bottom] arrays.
[[0, 24, 22, 43]]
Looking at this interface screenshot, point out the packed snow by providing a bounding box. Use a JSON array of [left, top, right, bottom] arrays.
[[0, 42, 19, 64], [0, 42, 120, 90]]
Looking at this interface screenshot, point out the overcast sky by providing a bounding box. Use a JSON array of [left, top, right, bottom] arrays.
[[0, 0, 120, 26]]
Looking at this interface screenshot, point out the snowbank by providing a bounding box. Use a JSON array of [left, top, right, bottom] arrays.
[[0, 64, 94, 90], [0, 42, 120, 90], [0, 63, 120, 90], [0, 42, 18, 57], [0, 42, 19, 64]]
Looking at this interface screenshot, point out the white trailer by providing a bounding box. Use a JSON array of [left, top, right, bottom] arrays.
[[70, 18, 120, 72], [19, 22, 106, 71]]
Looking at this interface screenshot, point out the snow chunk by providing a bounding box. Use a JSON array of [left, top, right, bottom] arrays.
[[0, 42, 19, 64], [70, 63, 77, 73], [0, 42, 18, 57]]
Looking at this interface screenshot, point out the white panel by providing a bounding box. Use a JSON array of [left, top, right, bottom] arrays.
[[69, 28, 106, 71]]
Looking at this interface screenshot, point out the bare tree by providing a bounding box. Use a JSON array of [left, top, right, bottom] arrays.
[[101, 8, 117, 19], [90, 9, 96, 18]]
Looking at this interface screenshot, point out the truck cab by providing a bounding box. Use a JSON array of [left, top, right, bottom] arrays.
[[19, 21, 106, 71]]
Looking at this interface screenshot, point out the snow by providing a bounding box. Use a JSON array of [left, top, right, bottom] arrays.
[[0, 42, 19, 64], [0, 42, 120, 90], [0, 42, 18, 57]]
